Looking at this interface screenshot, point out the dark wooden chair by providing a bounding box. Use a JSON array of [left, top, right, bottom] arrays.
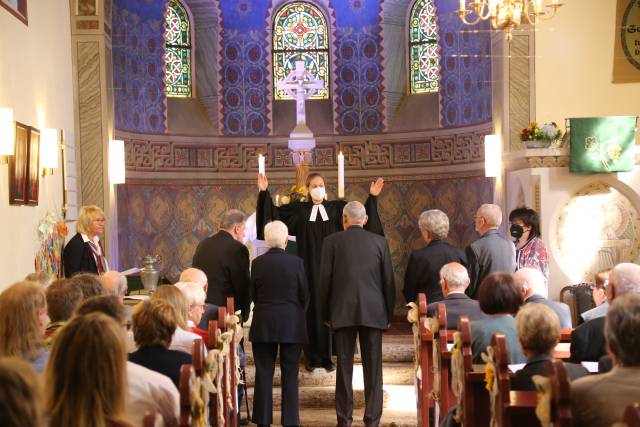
[[623, 403, 640, 427], [416, 293, 434, 427], [559, 283, 594, 327], [142, 413, 165, 427], [457, 316, 490, 427], [544, 359, 573, 427]]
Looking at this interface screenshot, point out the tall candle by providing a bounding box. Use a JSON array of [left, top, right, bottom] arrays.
[[459, 0, 465, 11], [258, 154, 265, 176], [338, 151, 344, 199]]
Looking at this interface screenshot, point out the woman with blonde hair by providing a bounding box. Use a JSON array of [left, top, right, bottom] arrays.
[[151, 284, 201, 354], [0, 357, 44, 427], [45, 312, 132, 427], [63, 205, 108, 277], [0, 281, 49, 373]]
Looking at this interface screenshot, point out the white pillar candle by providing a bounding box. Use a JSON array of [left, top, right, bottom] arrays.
[[258, 154, 265, 176], [459, 0, 465, 11], [338, 151, 344, 199]]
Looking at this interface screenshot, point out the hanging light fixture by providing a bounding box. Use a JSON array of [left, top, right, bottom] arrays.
[[457, 0, 563, 42]]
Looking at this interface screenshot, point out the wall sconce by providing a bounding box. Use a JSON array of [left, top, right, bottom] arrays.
[[0, 108, 15, 164], [109, 139, 125, 184], [40, 128, 59, 176], [484, 134, 502, 178]]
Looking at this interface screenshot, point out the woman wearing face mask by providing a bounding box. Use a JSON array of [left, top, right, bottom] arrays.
[[256, 172, 385, 372], [508, 207, 549, 280]]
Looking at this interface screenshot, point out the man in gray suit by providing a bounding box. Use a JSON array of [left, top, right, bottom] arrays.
[[466, 204, 515, 298], [513, 267, 572, 328], [320, 201, 395, 427]]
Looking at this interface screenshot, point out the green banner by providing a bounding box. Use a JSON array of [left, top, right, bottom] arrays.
[[569, 116, 637, 173]]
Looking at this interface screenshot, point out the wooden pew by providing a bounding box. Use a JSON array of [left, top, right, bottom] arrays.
[[434, 303, 455, 415], [142, 413, 165, 427], [179, 364, 197, 427], [225, 297, 239, 427], [623, 403, 640, 427], [490, 334, 538, 427], [415, 293, 434, 427], [544, 359, 572, 427]]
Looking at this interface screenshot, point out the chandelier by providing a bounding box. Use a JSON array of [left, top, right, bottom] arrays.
[[457, 0, 563, 41]]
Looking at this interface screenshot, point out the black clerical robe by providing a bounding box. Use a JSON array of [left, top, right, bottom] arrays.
[[256, 190, 384, 367]]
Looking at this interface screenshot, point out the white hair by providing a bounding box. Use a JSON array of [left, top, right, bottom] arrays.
[[343, 201, 366, 223], [439, 262, 469, 290], [264, 220, 288, 249], [478, 203, 502, 227], [513, 268, 548, 298], [174, 281, 206, 306], [418, 210, 449, 240], [179, 268, 207, 289], [100, 271, 128, 298], [611, 263, 640, 296]]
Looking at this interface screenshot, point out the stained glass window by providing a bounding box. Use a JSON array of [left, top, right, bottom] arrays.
[[164, 0, 192, 97], [409, 0, 439, 94], [273, 2, 329, 100]]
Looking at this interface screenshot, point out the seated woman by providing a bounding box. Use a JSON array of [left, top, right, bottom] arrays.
[[250, 220, 309, 427], [128, 299, 192, 388], [151, 285, 202, 355], [45, 312, 132, 427], [0, 357, 44, 427], [512, 303, 589, 390], [175, 281, 209, 346], [0, 281, 49, 373], [470, 272, 526, 364]]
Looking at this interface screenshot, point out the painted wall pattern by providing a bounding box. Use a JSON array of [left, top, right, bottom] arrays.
[[112, 0, 167, 133]]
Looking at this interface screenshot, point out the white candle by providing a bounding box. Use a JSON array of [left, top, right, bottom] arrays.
[[275, 194, 280, 207], [459, 0, 465, 11], [338, 151, 344, 199], [258, 154, 265, 176]]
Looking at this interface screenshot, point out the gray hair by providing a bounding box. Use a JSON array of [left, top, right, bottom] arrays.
[[477, 203, 502, 227], [175, 282, 206, 306], [418, 210, 449, 240], [76, 205, 105, 235], [513, 268, 548, 298], [343, 201, 366, 223], [516, 303, 560, 355], [439, 262, 469, 290], [220, 209, 246, 230], [24, 272, 54, 288], [610, 263, 640, 296], [100, 271, 128, 298], [605, 293, 640, 366], [264, 220, 288, 249], [179, 268, 207, 289]]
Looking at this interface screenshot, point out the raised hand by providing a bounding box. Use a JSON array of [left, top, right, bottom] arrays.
[[369, 177, 384, 196], [258, 173, 269, 191]]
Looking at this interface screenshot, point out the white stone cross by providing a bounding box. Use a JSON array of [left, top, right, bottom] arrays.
[[277, 60, 324, 126]]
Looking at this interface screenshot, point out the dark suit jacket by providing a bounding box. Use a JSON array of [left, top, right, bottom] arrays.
[[249, 248, 309, 344], [128, 346, 192, 388], [197, 303, 219, 330], [511, 353, 589, 391], [63, 233, 99, 278], [427, 293, 487, 329], [319, 226, 395, 330], [570, 316, 606, 363], [403, 240, 466, 304], [466, 230, 516, 298], [192, 230, 251, 321], [525, 294, 573, 328]]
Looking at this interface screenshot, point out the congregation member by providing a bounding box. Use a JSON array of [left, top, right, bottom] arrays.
[[0, 281, 49, 373], [129, 299, 192, 388], [179, 267, 218, 330], [570, 262, 640, 363], [63, 205, 109, 277], [571, 294, 640, 427], [44, 279, 83, 344], [71, 272, 106, 299], [25, 271, 54, 288], [511, 304, 588, 391], [45, 313, 132, 427], [0, 357, 44, 427], [319, 201, 395, 427], [426, 262, 486, 328], [192, 209, 251, 322], [466, 204, 515, 298], [151, 285, 202, 355], [257, 172, 385, 371], [581, 269, 610, 323], [250, 220, 309, 427], [403, 209, 466, 304], [508, 207, 549, 279], [101, 270, 128, 303], [470, 273, 526, 364], [513, 268, 572, 328], [175, 281, 209, 346]]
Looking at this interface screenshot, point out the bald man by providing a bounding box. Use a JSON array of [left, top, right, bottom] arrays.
[[465, 204, 516, 298], [179, 268, 218, 330], [100, 271, 127, 303]]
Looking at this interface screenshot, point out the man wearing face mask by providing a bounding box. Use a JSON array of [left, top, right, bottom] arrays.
[[508, 207, 549, 281], [256, 172, 385, 372]]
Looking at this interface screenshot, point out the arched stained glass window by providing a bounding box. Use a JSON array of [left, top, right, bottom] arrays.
[[409, 0, 439, 94], [273, 2, 329, 100], [164, 0, 192, 97]]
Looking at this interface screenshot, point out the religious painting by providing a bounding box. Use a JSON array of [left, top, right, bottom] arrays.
[[8, 122, 29, 205], [409, 0, 440, 94], [26, 127, 40, 206], [613, 0, 640, 83], [0, 0, 28, 25], [164, 0, 192, 97]]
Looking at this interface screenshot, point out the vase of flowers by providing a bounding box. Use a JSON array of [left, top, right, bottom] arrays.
[[278, 184, 308, 206], [520, 122, 563, 148]]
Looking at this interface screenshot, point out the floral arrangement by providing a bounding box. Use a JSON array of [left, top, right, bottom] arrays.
[[520, 122, 563, 142], [35, 212, 68, 278], [278, 184, 308, 205]]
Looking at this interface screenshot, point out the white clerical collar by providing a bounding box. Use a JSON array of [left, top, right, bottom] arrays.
[[309, 204, 329, 222]]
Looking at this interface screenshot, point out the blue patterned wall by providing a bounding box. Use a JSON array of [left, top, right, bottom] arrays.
[[113, 0, 167, 133]]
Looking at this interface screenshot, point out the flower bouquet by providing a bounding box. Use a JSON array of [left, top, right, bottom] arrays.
[[520, 122, 563, 148], [278, 184, 308, 206]]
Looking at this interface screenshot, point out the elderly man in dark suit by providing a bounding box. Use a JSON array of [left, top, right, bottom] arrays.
[[466, 203, 515, 298], [513, 267, 572, 328], [320, 201, 395, 427], [249, 220, 309, 427], [403, 209, 466, 304], [427, 262, 486, 329]]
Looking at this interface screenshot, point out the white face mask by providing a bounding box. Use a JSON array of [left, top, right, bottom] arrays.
[[309, 186, 326, 202]]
